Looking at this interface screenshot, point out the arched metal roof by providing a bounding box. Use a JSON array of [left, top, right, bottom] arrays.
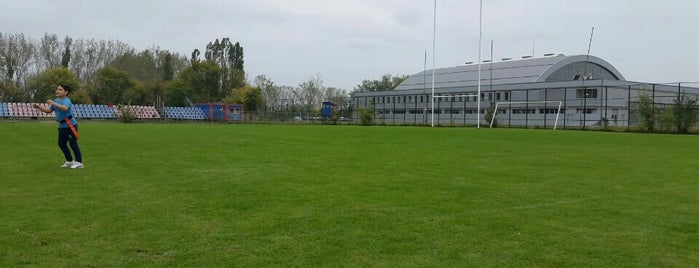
[[394, 54, 625, 91]]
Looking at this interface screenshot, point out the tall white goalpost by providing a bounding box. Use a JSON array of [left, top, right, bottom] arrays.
[[489, 101, 563, 129]]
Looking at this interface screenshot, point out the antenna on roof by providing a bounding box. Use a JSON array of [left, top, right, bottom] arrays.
[[581, 26, 595, 129], [582, 26, 595, 85]]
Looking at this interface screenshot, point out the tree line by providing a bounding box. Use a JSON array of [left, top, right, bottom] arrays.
[[0, 32, 409, 117]]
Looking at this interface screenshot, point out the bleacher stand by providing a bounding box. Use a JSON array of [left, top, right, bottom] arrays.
[[0, 102, 9, 117], [1, 102, 209, 121], [164, 106, 207, 120], [112, 105, 161, 119], [74, 104, 116, 119], [6, 103, 54, 118]]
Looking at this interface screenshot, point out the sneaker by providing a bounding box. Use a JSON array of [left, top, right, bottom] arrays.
[[70, 162, 84, 169], [60, 161, 74, 168]]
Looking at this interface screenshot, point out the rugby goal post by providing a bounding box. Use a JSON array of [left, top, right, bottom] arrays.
[[489, 100, 563, 130]]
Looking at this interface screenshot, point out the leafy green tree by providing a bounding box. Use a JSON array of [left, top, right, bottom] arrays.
[[92, 67, 135, 104], [353, 74, 408, 93], [163, 80, 190, 107], [638, 90, 657, 132], [244, 87, 264, 112], [228, 85, 264, 119], [27, 67, 81, 102], [125, 80, 165, 106], [672, 95, 698, 134], [165, 61, 220, 105], [204, 38, 246, 95], [109, 50, 159, 82]]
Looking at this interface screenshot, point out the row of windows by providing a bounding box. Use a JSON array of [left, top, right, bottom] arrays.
[[376, 109, 487, 115], [576, 88, 598, 98], [365, 88, 600, 105], [376, 108, 573, 115], [373, 92, 511, 104]]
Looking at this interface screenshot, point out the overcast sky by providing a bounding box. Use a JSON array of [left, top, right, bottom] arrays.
[[2, 0, 698, 89]]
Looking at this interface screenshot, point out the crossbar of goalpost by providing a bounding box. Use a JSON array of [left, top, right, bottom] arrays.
[[490, 101, 563, 130]]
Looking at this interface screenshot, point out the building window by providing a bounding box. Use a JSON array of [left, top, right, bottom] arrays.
[[576, 88, 597, 99], [539, 108, 560, 114], [512, 109, 537, 114]]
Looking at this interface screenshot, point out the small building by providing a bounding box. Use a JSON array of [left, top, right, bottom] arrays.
[[196, 103, 244, 122], [321, 101, 336, 119]]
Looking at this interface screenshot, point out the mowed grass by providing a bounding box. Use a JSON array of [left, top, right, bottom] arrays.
[[0, 122, 697, 267]]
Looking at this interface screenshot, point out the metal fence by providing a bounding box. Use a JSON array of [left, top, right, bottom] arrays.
[[351, 82, 699, 130]]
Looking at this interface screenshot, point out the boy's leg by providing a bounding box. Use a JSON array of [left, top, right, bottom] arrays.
[[58, 128, 73, 161], [68, 127, 82, 163]]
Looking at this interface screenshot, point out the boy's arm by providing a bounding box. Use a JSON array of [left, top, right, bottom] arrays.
[[47, 100, 68, 111]]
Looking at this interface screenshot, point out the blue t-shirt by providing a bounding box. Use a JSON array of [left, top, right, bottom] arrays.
[[50, 97, 77, 128]]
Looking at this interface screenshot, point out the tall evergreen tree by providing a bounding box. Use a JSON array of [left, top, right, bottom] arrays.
[[162, 53, 174, 81]]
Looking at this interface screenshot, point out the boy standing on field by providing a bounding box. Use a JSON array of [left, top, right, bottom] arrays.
[[33, 85, 84, 169]]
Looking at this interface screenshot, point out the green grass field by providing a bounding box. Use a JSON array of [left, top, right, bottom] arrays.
[[1, 122, 697, 267]]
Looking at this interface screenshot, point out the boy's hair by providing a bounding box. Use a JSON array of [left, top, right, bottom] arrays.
[[59, 84, 72, 95]]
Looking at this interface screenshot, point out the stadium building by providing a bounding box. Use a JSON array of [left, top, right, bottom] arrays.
[[351, 54, 699, 128]]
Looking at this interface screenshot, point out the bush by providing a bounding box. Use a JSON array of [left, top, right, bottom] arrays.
[[658, 108, 674, 133], [673, 95, 698, 134], [638, 90, 657, 132], [118, 104, 136, 123], [358, 106, 374, 126]]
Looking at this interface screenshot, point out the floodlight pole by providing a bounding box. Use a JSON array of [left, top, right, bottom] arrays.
[[477, 0, 483, 128], [431, 0, 437, 127]]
